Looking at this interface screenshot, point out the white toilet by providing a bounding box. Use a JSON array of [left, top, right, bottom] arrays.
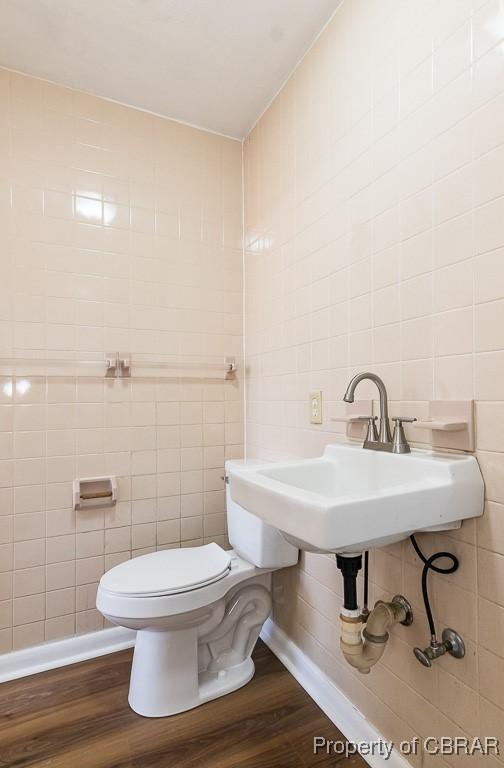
[[96, 460, 298, 718]]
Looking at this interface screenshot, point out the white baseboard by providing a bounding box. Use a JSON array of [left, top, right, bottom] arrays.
[[260, 619, 411, 768], [0, 626, 136, 684]]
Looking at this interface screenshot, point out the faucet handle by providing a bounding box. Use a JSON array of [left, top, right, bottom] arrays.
[[356, 416, 379, 443], [391, 416, 417, 425], [391, 417, 417, 454]]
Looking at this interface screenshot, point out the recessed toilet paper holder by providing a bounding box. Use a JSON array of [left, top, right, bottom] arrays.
[[73, 476, 117, 510]]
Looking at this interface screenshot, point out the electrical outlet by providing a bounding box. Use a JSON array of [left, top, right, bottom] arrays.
[[310, 391, 322, 424]]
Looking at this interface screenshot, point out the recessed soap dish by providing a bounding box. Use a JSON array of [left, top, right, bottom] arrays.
[[73, 476, 117, 511], [414, 419, 467, 432], [412, 401, 474, 452], [331, 400, 374, 440]]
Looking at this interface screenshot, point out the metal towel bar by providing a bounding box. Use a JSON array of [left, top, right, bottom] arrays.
[[0, 354, 237, 380]]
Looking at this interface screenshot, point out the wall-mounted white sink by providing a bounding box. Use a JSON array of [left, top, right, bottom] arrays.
[[228, 444, 484, 554]]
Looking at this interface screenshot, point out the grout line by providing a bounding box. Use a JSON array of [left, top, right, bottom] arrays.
[[240, 139, 247, 458]]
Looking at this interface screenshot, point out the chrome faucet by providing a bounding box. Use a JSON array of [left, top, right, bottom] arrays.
[[343, 372, 416, 453]]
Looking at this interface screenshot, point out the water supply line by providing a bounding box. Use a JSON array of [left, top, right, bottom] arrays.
[[362, 550, 370, 622], [409, 535, 466, 667]]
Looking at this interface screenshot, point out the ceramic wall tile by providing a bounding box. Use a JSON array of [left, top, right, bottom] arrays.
[[0, 67, 243, 643], [243, 0, 504, 753]]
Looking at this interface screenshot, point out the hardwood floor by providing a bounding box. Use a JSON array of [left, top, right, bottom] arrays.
[[0, 640, 368, 768]]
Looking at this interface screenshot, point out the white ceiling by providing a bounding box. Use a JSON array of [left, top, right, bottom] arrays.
[[0, 0, 342, 139]]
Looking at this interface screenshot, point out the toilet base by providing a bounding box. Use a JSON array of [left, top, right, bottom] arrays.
[[199, 656, 255, 703], [126, 579, 272, 717], [128, 626, 256, 717]]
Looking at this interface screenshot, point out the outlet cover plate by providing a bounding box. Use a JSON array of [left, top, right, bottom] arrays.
[[310, 391, 322, 424]]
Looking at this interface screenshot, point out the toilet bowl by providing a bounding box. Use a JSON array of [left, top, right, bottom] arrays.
[[96, 460, 298, 717]]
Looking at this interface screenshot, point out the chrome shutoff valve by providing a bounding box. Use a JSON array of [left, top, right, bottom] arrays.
[[414, 628, 465, 668]]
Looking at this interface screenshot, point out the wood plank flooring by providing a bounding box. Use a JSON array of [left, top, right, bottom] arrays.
[[0, 640, 368, 768]]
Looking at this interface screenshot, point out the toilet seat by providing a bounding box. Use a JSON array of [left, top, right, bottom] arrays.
[[97, 550, 263, 622], [100, 543, 232, 598]]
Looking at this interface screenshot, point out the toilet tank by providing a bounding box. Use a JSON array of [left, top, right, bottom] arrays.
[[225, 459, 299, 569]]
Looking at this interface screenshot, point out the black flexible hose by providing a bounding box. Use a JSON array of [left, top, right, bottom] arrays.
[[363, 550, 369, 611], [410, 534, 459, 641]]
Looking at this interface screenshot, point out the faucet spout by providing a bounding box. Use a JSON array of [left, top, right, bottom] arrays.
[[343, 372, 392, 445]]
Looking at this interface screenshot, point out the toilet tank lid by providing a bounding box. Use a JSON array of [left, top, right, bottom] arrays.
[[99, 543, 232, 597]]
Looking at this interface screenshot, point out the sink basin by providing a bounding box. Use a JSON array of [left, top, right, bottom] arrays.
[[227, 444, 484, 553]]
